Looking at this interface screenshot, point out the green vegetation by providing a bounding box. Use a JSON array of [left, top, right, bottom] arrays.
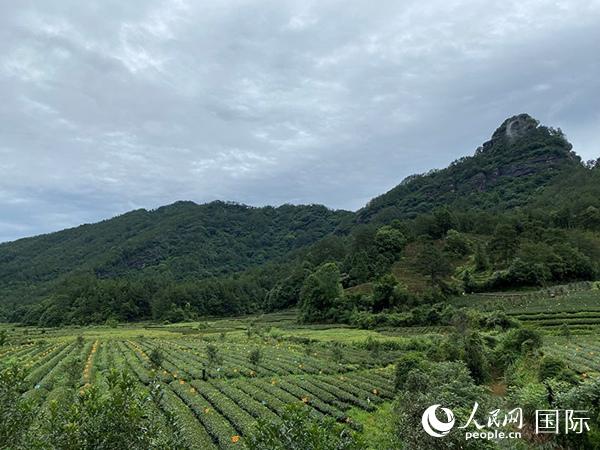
[[1, 114, 600, 448], [1, 115, 599, 328]]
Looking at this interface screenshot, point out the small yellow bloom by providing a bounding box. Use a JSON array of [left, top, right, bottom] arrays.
[[231, 435, 240, 443]]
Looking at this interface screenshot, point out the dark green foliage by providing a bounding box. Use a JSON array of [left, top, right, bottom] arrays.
[[330, 343, 344, 363], [473, 242, 489, 271], [414, 243, 451, 286], [0, 329, 6, 346], [0, 202, 351, 317], [488, 223, 519, 264], [299, 263, 343, 323], [206, 344, 222, 369], [358, 114, 579, 224], [264, 265, 308, 312], [444, 230, 471, 256], [149, 347, 163, 369], [554, 377, 600, 449], [538, 356, 578, 384], [374, 226, 407, 260], [248, 348, 262, 366], [495, 328, 542, 367], [245, 403, 362, 450], [393, 361, 491, 450], [394, 352, 425, 391], [371, 274, 411, 312], [463, 331, 490, 383], [482, 310, 519, 330]]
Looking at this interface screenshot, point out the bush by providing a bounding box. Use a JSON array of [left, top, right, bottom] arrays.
[[539, 356, 578, 384], [0, 366, 35, 447], [445, 230, 471, 256], [463, 331, 490, 384], [249, 348, 262, 366], [245, 403, 362, 450], [149, 348, 163, 369], [34, 370, 177, 449], [394, 361, 492, 449], [394, 352, 425, 391], [482, 310, 519, 330]]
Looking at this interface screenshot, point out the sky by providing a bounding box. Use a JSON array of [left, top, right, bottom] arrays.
[[1, 0, 599, 242]]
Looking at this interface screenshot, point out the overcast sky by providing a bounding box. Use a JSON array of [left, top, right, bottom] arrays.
[[1, 0, 599, 242]]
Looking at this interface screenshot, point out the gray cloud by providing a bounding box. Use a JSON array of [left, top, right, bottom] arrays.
[[1, 0, 599, 242]]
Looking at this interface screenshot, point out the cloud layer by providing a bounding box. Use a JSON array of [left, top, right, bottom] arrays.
[[1, 0, 599, 242]]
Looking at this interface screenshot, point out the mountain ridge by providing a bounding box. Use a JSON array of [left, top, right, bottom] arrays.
[[1, 113, 598, 324]]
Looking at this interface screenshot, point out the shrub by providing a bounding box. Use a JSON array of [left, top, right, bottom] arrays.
[[149, 347, 163, 369], [0, 366, 35, 446], [245, 403, 362, 450], [539, 356, 578, 384], [249, 348, 262, 366], [394, 352, 425, 391], [34, 370, 177, 449]]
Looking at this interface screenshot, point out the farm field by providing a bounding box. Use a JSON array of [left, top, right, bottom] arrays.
[[0, 315, 405, 449], [4, 285, 600, 448], [450, 282, 600, 333]]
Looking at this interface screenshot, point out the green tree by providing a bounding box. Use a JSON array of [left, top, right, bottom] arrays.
[[415, 243, 452, 286], [149, 347, 164, 370], [299, 263, 343, 323], [444, 230, 471, 256], [248, 348, 262, 366], [488, 223, 519, 264], [473, 242, 489, 271], [394, 361, 491, 450], [206, 344, 222, 370], [371, 274, 411, 312], [374, 226, 406, 259]]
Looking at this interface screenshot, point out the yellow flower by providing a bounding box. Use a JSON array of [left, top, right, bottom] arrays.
[[231, 435, 240, 443], [302, 396, 309, 403]]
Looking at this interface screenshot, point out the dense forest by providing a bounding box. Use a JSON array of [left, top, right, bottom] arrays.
[[1, 114, 599, 326]]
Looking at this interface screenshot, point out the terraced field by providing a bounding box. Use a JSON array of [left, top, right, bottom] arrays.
[[0, 323, 397, 449], [544, 335, 600, 378], [451, 283, 600, 333]]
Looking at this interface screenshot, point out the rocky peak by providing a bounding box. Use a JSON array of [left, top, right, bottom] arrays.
[[479, 113, 548, 153], [493, 113, 539, 140]]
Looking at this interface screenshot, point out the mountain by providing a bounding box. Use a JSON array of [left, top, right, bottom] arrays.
[[0, 201, 352, 305], [357, 114, 581, 224], [1, 113, 598, 325]]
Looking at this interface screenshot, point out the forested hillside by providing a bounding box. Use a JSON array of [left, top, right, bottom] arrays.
[[1, 114, 599, 326], [357, 114, 581, 223]]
